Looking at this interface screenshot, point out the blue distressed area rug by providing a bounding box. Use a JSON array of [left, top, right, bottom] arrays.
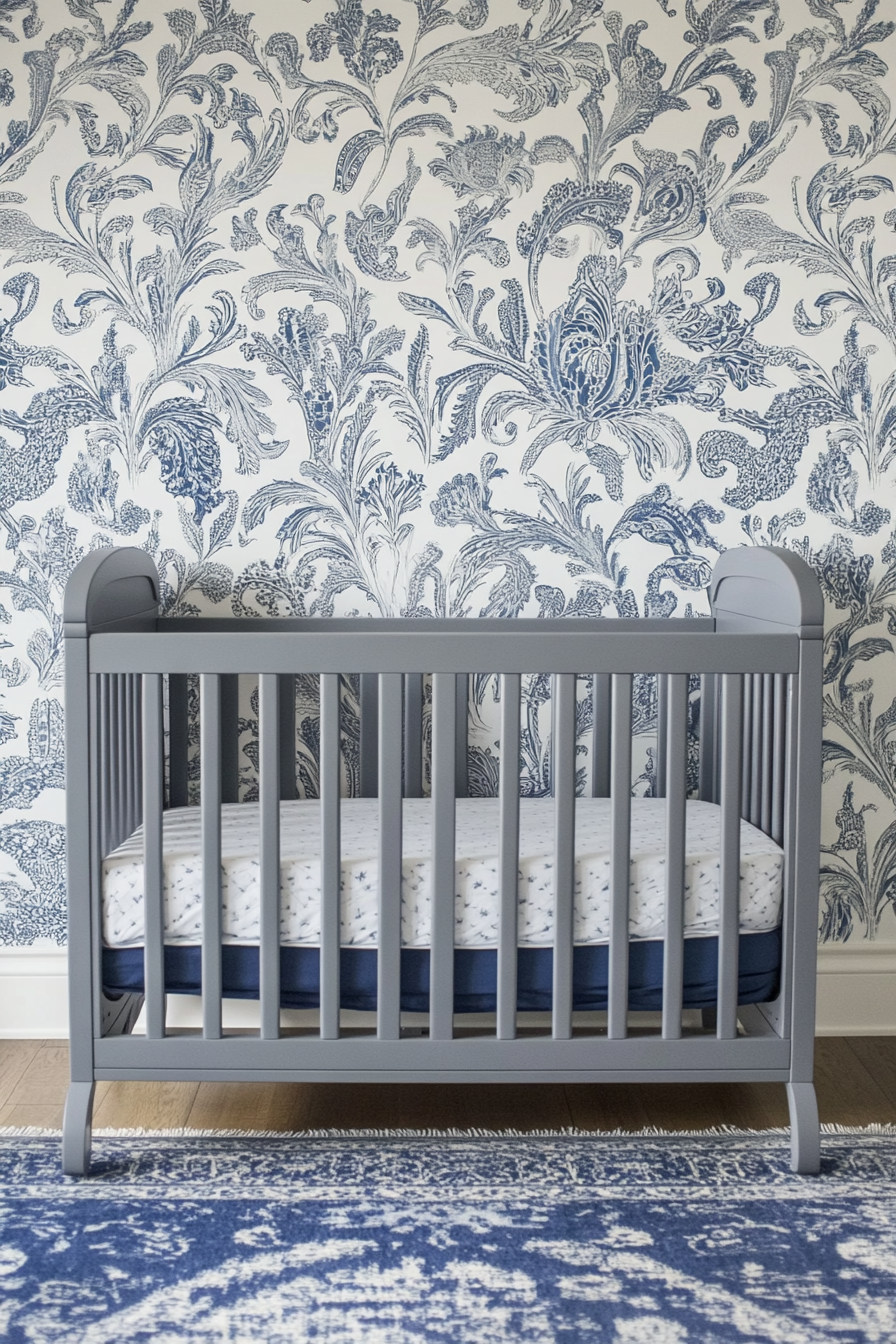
[[2, 1129, 896, 1343]]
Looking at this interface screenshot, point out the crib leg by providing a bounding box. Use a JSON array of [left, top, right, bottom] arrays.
[[62, 1081, 96, 1176], [786, 1082, 820, 1175]]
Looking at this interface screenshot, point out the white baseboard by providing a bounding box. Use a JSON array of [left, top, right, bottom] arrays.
[[815, 945, 896, 1035], [2, 946, 896, 1039], [0, 950, 69, 1039]]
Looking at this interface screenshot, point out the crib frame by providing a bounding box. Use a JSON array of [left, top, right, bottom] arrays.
[[62, 545, 823, 1175]]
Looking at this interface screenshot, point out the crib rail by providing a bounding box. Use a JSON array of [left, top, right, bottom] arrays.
[[88, 627, 797, 676]]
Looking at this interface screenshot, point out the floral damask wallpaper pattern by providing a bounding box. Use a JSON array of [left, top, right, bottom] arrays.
[[0, 0, 895, 948]]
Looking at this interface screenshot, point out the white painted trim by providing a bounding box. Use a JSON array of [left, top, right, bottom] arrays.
[[815, 944, 896, 1035], [2, 946, 896, 1038], [0, 948, 68, 1039], [816, 944, 896, 975], [0, 948, 69, 978]]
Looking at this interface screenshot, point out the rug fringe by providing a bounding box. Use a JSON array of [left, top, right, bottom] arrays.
[[3, 1123, 896, 1139]]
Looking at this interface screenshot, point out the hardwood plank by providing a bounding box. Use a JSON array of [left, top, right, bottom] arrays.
[[278, 1080, 445, 1134], [419, 1083, 572, 1133], [564, 1085, 652, 1132], [186, 1082, 572, 1133], [640, 1082, 788, 1131], [841, 1038, 896, 1118], [93, 1081, 199, 1131], [814, 1037, 896, 1127], [280, 1083, 446, 1133], [0, 1103, 64, 1129], [0, 1041, 41, 1109], [186, 1082, 311, 1132], [8, 1045, 69, 1108]]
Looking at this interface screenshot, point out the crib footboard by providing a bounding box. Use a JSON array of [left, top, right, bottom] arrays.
[[63, 545, 823, 1174]]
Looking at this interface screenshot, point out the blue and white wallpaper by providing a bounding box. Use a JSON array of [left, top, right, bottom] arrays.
[[1, 0, 895, 948]]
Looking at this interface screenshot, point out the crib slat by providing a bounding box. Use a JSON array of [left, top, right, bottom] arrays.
[[122, 675, 133, 842], [108, 675, 117, 849], [717, 674, 743, 1040], [771, 674, 786, 845], [497, 674, 521, 1041], [105, 675, 115, 854], [114, 675, 124, 843], [201, 674, 223, 1040], [761, 674, 773, 836], [608, 674, 633, 1041], [259, 674, 280, 1040], [552, 674, 577, 1041], [135, 675, 144, 834], [320, 674, 341, 1040], [123, 676, 133, 839], [455, 673, 469, 798], [404, 673, 423, 798], [122, 678, 132, 838], [122, 676, 131, 838], [698, 673, 717, 804], [142, 674, 165, 1039], [655, 674, 668, 800], [115, 675, 126, 850], [359, 673, 378, 798], [750, 673, 762, 827], [591, 674, 611, 798], [128, 676, 140, 839], [279, 674, 297, 800], [430, 674, 456, 1040], [741, 675, 753, 821], [167, 674, 189, 808], [220, 674, 240, 804], [107, 678, 118, 854], [378, 674, 403, 1040], [88, 674, 102, 1040], [135, 674, 144, 838], [99, 675, 111, 860], [662, 675, 688, 1040]]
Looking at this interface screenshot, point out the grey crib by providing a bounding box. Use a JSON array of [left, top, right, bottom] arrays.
[[62, 544, 823, 1175]]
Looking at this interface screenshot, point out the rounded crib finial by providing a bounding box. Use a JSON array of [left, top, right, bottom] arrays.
[[709, 546, 823, 638], [63, 547, 160, 637]]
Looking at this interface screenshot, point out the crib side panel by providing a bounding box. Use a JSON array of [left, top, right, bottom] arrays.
[[64, 549, 161, 1080], [65, 634, 94, 1080], [788, 639, 823, 1079], [708, 547, 824, 1055], [93, 649, 797, 1066]]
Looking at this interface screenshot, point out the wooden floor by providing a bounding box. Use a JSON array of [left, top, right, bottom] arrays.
[[2, 1038, 896, 1132]]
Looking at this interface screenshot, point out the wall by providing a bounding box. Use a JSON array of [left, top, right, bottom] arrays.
[[1, 0, 895, 1027]]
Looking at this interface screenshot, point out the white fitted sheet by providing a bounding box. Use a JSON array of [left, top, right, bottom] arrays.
[[102, 798, 783, 950]]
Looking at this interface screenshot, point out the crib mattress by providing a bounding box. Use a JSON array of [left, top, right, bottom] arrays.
[[102, 932, 782, 1013], [102, 798, 783, 949]]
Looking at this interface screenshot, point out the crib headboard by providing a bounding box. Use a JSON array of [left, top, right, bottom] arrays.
[[701, 546, 824, 843], [709, 546, 824, 638]]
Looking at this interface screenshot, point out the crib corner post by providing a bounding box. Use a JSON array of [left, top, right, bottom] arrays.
[[786, 1081, 820, 1175], [63, 547, 161, 1176], [64, 605, 98, 1173], [62, 1081, 96, 1176]]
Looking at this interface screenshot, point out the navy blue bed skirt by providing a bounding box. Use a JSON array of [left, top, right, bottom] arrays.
[[102, 930, 780, 1013]]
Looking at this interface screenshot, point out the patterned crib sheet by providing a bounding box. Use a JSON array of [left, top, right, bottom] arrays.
[[102, 798, 783, 950]]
